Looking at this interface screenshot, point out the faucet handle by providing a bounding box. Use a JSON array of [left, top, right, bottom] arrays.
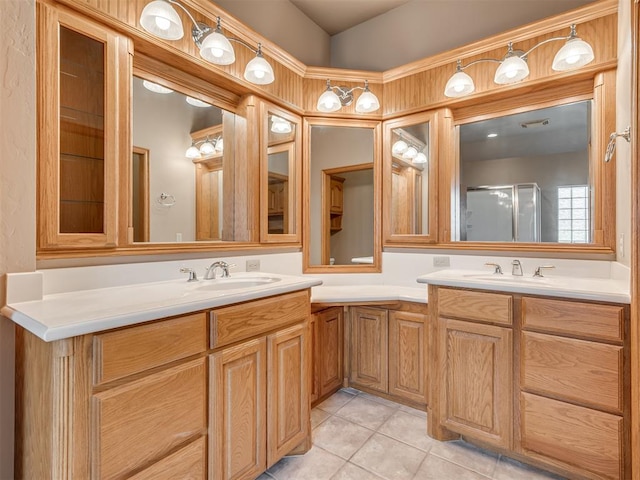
[[180, 267, 198, 282], [533, 265, 555, 277], [484, 262, 503, 275]]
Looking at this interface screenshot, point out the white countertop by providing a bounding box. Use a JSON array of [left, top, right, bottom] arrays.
[[311, 285, 427, 304], [417, 269, 630, 304], [2, 272, 322, 342]]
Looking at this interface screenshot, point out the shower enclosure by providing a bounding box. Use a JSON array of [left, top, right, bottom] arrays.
[[463, 183, 541, 242]]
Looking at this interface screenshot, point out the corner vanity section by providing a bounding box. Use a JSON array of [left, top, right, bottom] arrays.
[[3, 273, 320, 480], [310, 286, 429, 409], [419, 271, 630, 480]]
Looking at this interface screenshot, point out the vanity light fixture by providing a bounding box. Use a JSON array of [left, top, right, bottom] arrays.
[[139, 0, 275, 85], [271, 115, 292, 134], [392, 138, 408, 155], [444, 24, 594, 98], [142, 80, 174, 94], [316, 80, 380, 113], [402, 145, 418, 160], [185, 136, 223, 159]]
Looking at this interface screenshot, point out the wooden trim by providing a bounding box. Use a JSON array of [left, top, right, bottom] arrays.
[[131, 146, 149, 243], [303, 117, 382, 273]]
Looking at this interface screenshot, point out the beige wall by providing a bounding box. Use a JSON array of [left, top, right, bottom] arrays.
[[0, 1, 36, 478], [214, 0, 331, 67], [330, 0, 595, 71]]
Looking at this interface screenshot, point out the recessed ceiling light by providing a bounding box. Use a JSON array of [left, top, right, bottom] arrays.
[[487, 133, 498, 138], [186, 96, 212, 108]]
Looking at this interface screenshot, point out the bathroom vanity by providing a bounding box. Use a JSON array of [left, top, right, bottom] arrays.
[[4, 273, 320, 480], [420, 270, 630, 480]]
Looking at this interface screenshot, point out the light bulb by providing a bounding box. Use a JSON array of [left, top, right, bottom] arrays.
[[154, 16, 170, 31], [200, 140, 215, 155], [210, 47, 223, 58], [413, 152, 427, 164], [185, 145, 201, 159], [403, 146, 418, 160], [392, 140, 408, 155]]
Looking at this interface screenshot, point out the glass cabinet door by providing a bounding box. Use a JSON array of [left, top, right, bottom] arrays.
[[37, 3, 130, 249]]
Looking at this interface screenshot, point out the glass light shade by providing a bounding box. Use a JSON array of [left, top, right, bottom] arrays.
[[355, 90, 380, 113], [402, 146, 418, 160], [186, 96, 211, 107], [142, 80, 173, 94], [317, 89, 341, 112], [494, 55, 529, 84], [185, 145, 201, 159], [413, 152, 428, 164], [199, 31, 235, 65], [244, 55, 275, 85], [139, 0, 184, 40], [199, 140, 215, 155], [271, 117, 292, 134], [444, 71, 475, 97], [392, 140, 408, 155], [214, 138, 224, 152], [552, 38, 594, 71]]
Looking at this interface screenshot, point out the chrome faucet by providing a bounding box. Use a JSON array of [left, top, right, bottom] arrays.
[[484, 262, 503, 275], [204, 261, 231, 280], [533, 265, 555, 277], [511, 259, 523, 276]]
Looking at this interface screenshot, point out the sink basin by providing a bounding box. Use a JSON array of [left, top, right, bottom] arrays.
[[196, 276, 281, 291], [462, 274, 550, 285]]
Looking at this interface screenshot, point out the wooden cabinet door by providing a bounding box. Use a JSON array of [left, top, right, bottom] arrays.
[[350, 307, 388, 393], [389, 311, 427, 405], [439, 317, 512, 449], [318, 307, 344, 398], [210, 338, 267, 480], [267, 324, 309, 467], [37, 2, 129, 249]]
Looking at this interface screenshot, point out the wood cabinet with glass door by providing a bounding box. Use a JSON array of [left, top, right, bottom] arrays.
[[37, 2, 130, 250]]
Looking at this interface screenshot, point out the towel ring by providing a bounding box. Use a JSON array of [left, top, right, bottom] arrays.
[[157, 193, 176, 207]]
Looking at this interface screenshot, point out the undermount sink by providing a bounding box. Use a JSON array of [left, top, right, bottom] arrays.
[[462, 273, 551, 285], [195, 276, 281, 291]]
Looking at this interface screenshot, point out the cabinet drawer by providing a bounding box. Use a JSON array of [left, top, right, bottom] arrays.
[[521, 392, 623, 479], [522, 297, 624, 342], [128, 436, 206, 480], [93, 358, 207, 480], [438, 288, 512, 325], [93, 312, 207, 385], [211, 290, 309, 348], [522, 332, 623, 413]]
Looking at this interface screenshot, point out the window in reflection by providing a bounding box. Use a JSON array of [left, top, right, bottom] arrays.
[[458, 100, 591, 243]]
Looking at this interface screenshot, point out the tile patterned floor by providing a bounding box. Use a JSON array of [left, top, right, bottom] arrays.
[[259, 388, 565, 480]]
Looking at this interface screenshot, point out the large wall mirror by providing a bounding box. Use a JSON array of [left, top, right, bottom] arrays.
[[383, 111, 438, 245], [449, 72, 617, 254], [303, 118, 381, 273], [260, 103, 301, 243], [455, 101, 592, 243], [131, 70, 243, 244]]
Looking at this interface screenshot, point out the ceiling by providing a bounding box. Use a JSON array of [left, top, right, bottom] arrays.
[[289, 0, 410, 35]]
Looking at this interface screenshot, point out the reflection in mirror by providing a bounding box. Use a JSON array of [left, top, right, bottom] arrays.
[[308, 124, 378, 268], [457, 100, 591, 243], [131, 76, 234, 242], [390, 124, 429, 235], [267, 114, 295, 235]]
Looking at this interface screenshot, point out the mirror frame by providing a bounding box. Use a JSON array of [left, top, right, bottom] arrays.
[[259, 102, 302, 244], [303, 117, 382, 273], [127, 55, 257, 249], [441, 72, 617, 256], [383, 110, 439, 245]]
